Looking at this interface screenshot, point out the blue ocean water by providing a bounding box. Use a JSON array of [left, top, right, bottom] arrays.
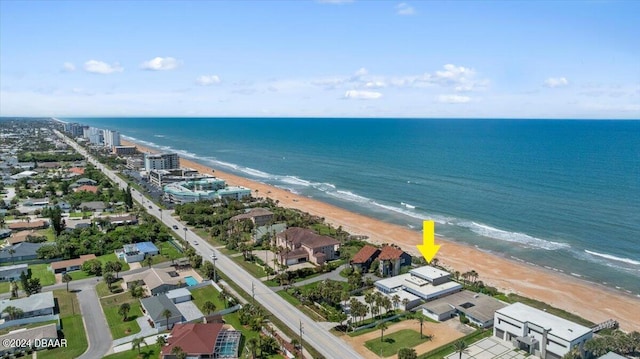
[[68, 118, 640, 294]]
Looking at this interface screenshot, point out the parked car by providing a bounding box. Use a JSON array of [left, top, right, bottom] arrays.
[[172, 225, 178, 230]]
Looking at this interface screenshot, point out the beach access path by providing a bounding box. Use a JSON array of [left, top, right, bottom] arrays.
[[121, 138, 640, 332]]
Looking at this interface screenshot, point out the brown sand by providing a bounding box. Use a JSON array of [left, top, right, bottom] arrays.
[[341, 320, 465, 359], [124, 140, 640, 331]]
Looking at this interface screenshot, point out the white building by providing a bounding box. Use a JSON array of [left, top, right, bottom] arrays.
[[493, 302, 593, 359], [163, 178, 251, 204], [103, 129, 121, 148], [144, 153, 180, 171]]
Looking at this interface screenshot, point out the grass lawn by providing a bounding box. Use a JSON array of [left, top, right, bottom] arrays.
[[70, 253, 130, 280], [231, 255, 267, 278], [103, 343, 161, 359], [151, 241, 183, 265], [34, 227, 56, 241], [69, 211, 92, 218], [277, 290, 326, 322], [418, 329, 492, 359], [38, 290, 88, 359], [100, 292, 143, 339], [190, 285, 226, 312], [365, 329, 430, 357], [29, 263, 56, 286], [96, 278, 124, 297], [0, 281, 9, 294]]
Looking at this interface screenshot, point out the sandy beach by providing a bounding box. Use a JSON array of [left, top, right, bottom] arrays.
[[123, 139, 640, 331]]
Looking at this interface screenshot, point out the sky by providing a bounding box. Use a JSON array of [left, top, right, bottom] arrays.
[[1, 0, 639, 118]]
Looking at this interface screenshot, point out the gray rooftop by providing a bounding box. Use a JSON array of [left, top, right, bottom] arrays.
[[166, 287, 192, 300], [140, 295, 182, 322], [598, 352, 628, 359], [0, 323, 58, 347], [422, 290, 507, 323], [0, 242, 52, 260], [0, 292, 55, 314]]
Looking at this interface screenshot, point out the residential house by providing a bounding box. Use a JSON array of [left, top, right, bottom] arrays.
[[116, 241, 159, 263], [276, 227, 340, 265], [122, 267, 185, 296], [350, 245, 380, 273], [50, 254, 97, 274], [377, 245, 412, 277], [7, 220, 49, 231], [68, 167, 85, 176], [166, 288, 192, 304], [0, 264, 28, 282], [79, 201, 106, 212], [5, 231, 35, 245], [72, 178, 97, 186], [0, 292, 55, 320], [140, 295, 183, 331], [494, 302, 593, 359], [375, 265, 462, 308], [230, 208, 274, 227], [253, 222, 287, 244], [73, 185, 99, 194], [107, 215, 138, 226], [160, 323, 241, 359], [0, 242, 52, 263], [0, 229, 11, 239], [421, 290, 507, 327], [0, 323, 58, 355]]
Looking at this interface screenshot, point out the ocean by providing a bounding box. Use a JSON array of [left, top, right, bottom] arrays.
[[66, 118, 640, 295]]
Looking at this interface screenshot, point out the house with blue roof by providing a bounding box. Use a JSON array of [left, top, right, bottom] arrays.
[[117, 241, 159, 263]]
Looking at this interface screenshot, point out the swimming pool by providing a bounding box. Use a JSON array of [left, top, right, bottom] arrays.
[[184, 276, 199, 286]]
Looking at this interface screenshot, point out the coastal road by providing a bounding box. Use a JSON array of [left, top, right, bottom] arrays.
[[58, 131, 366, 359]]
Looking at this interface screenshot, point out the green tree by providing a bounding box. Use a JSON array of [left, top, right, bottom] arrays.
[[125, 186, 133, 209], [417, 314, 425, 339], [130, 337, 146, 355], [398, 348, 418, 359], [202, 301, 216, 315], [142, 256, 153, 269], [104, 261, 123, 279], [156, 335, 166, 347], [62, 272, 72, 292], [454, 340, 469, 359], [129, 283, 145, 299], [25, 277, 41, 296], [118, 303, 131, 321], [247, 337, 259, 359], [10, 280, 19, 298], [171, 346, 186, 359], [202, 261, 216, 280], [2, 305, 24, 320], [377, 321, 388, 342], [162, 309, 173, 330], [104, 272, 116, 292], [8, 248, 16, 264], [49, 206, 65, 236]]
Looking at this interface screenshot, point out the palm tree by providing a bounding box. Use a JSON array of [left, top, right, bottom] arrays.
[[392, 294, 400, 309], [402, 298, 409, 310], [156, 335, 166, 347], [2, 306, 24, 320], [118, 303, 131, 321], [10, 280, 19, 298], [417, 314, 425, 339], [430, 258, 439, 267], [171, 346, 187, 359], [364, 292, 375, 318], [129, 283, 145, 299], [130, 337, 146, 355], [162, 309, 173, 330], [218, 287, 229, 308], [203, 301, 216, 315], [8, 248, 16, 264], [377, 322, 388, 342], [247, 337, 259, 359], [142, 256, 153, 268], [453, 340, 468, 359], [62, 272, 72, 292]]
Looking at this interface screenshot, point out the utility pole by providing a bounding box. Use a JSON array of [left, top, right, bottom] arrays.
[[299, 319, 304, 359]]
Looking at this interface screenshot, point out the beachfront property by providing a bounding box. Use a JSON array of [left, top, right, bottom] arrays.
[[126, 156, 144, 170], [103, 129, 120, 148], [49, 254, 97, 274], [276, 227, 340, 265], [374, 265, 462, 310], [140, 295, 183, 331], [230, 207, 274, 227], [121, 267, 186, 296], [351, 245, 380, 272], [163, 177, 252, 204], [421, 290, 507, 327], [144, 152, 180, 171], [115, 241, 159, 263], [112, 145, 136, 155], [0, 292, 55, 320], [253, 222, 287, 244], [0, 264, 28, 282], [147, 167, 201, 187], [160, 323, 242, 359], [350, 244, 411, 276], [493, 302, 593, 359]]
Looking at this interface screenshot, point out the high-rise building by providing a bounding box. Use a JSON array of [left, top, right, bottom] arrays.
[[103, 129, 121, 148], [144, 153, 180, 171]]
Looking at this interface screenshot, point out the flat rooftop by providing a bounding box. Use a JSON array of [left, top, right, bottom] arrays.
[[409, 266, 451, 281], [497, 302, 592, 341]]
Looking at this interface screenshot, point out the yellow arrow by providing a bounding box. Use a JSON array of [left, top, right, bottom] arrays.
[[417, 220, 440, 263]]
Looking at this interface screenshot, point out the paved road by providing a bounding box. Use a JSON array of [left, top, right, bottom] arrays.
[[59, 131, 366, 359], [76, 283, 111, 359]]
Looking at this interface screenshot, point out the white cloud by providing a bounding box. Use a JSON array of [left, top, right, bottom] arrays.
[[396, 3, 416, 15], [435, 64, 475, 82], [354, 67, 368, 77], [365, 81, 386, 89], [83, 60, 123, 74], [544, 77, 569, 88], [196, 75, 221, 86], [344, 90, 382, 100], [437, 94, 471, 104], [141, 57, 180, 71], [62, 62, 76, 72]]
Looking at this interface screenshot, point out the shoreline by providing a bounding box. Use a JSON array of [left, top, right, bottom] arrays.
[[122, 139, 640, 331]]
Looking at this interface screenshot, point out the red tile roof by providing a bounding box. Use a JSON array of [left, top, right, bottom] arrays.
[[74, 185, 99, 194], [277, 227, 339, 249], [351, 245, 380, 264], [161, 323, 223, 356], [7, 220, 48, 231], [69, 167, 85, 175], [378, 245, 406, 261]]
